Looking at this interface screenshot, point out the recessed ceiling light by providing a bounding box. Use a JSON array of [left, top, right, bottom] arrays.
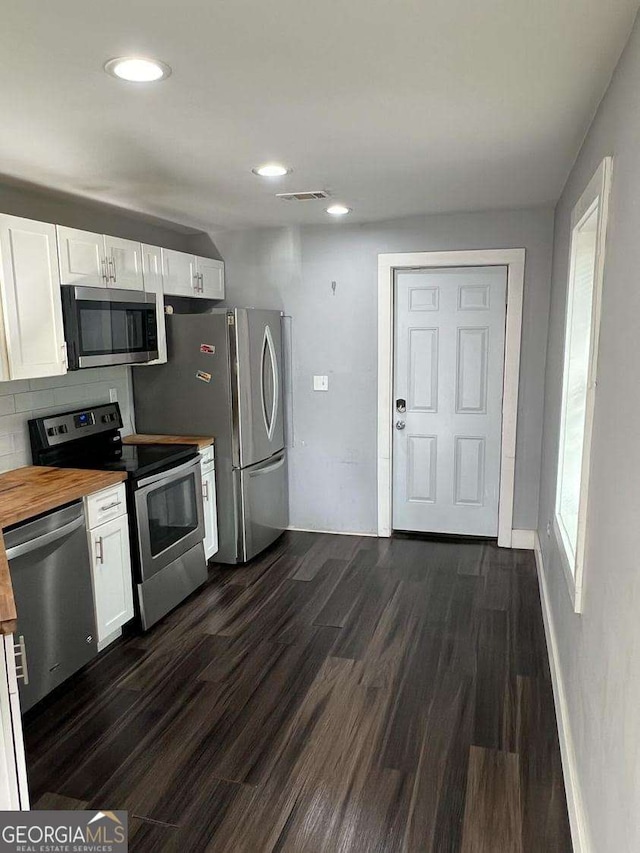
[[252, 163, 291, 177], [326, 204, 352, 216], [104, 57, 172, 82]]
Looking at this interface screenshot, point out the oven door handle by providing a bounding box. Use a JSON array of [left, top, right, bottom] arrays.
[[135, 456, 201, 489]]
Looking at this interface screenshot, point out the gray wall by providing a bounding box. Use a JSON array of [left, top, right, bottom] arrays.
[[0, 175, 202, 252], [214, 206, 554, 534], [537, 15, 640, 853]]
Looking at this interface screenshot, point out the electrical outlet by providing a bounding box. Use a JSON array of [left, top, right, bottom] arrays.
[[109, 388, 118, 403], [546, 521, 551, 537]]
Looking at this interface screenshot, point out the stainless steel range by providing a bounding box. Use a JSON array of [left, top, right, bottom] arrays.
[[29, 403, 207, 630]]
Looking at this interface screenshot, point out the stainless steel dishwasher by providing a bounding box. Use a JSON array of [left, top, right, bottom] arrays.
[[5, 500, 98, 713]]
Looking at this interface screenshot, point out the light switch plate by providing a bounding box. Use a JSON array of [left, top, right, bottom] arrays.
[[313, 375, 329, 391]]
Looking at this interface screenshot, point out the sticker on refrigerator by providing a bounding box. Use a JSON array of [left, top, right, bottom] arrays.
[[200, 344, 216, 355], [195, 370, 212, 383]]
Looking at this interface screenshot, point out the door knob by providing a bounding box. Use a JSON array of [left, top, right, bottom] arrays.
[[395, 420, 406, 430]]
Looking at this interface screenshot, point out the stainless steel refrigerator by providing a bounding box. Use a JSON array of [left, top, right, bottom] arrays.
[[133, 308, 288, 564]]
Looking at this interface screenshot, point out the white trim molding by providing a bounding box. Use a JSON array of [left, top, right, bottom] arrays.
[[287, 526, 377, 538], [534, 533, 591, 853], [554, 156, 613, 613], [377, 248, 525, 547], [510, 529, 536, 550]]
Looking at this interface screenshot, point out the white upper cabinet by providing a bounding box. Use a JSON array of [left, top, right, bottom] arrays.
[[57, 225, 106, 287], [161, 248, 196, 297], [141, 244, 167, 364], [196, 256, 225, 299], [162, 248, 225, 300], [57, 227, 144, 290], [0, 215, 67, 380], [105, 236, 144, 290]]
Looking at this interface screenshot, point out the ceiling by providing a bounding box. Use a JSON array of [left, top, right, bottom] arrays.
[[0, 0, 638, 231]]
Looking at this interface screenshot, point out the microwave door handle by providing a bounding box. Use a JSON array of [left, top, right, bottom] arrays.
[[127, 310, 135, 348]]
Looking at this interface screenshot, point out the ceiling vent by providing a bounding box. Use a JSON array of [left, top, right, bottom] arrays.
[[275, 190, 330, 201]]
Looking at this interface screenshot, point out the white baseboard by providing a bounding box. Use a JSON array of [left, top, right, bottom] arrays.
[[534, 532, 590, 853], [289, 526, 536, 546], [287, 526, 377, 538], [511, 528, 536, 549]]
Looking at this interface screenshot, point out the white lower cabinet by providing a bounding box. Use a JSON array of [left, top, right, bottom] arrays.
[[85, 487, 134, 650], [0, 634, 29, 810], [201, 447, 218, 560]]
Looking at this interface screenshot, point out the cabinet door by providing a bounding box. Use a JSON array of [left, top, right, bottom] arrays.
[[89, 517, 134, 644], [161, 249, 196, 297], [0, 635, 29, 809], [0, 215, 67, 380], [196, 256, 225, 300], [141, 244, 167, 364], [202, 467, 218, 560], [56, 225, 107, 287], [105, 235, 144, 290]]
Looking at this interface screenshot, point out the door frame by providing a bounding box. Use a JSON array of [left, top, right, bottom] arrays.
[[377, 248, 525, 547]]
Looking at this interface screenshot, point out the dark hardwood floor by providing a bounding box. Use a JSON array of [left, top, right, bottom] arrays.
[[24, 531, 572, 852]]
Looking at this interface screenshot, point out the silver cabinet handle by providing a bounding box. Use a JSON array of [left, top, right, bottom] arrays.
[[101, 257, 109, 284], [95, 536, 104, 564], [109, 257, 116, 282], [395, 420, 406, 430], [100, 500, 122, 511], [14, 636, 29, 685]]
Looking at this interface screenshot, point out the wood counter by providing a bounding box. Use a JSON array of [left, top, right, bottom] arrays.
[[0, 466, 127, 635], [123, 434, 215, 451]]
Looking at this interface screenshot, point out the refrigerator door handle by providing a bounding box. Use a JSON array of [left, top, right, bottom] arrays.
[[247, 451, 285, 476], [260, 325, 279, 442]]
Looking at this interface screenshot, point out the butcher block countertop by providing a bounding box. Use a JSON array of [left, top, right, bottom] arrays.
[[0, 466, 128, 636], [123, 433, 215, 451]]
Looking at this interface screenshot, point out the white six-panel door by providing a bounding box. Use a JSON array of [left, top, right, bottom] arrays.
[[392, 266, 507, 536]]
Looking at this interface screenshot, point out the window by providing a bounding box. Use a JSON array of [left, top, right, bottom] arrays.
[[555, 157, 612, 612]]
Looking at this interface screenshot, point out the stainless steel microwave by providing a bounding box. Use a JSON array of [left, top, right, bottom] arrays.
[[62, 286, 158, 370]]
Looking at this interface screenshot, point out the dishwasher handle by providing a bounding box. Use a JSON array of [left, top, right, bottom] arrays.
[[5, 515, 86, 561]]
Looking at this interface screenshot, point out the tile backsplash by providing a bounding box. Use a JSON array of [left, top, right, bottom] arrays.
[[0, 366, 135, 472]]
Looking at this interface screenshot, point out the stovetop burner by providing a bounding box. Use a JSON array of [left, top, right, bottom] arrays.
[[72, 442, 198, 478]]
